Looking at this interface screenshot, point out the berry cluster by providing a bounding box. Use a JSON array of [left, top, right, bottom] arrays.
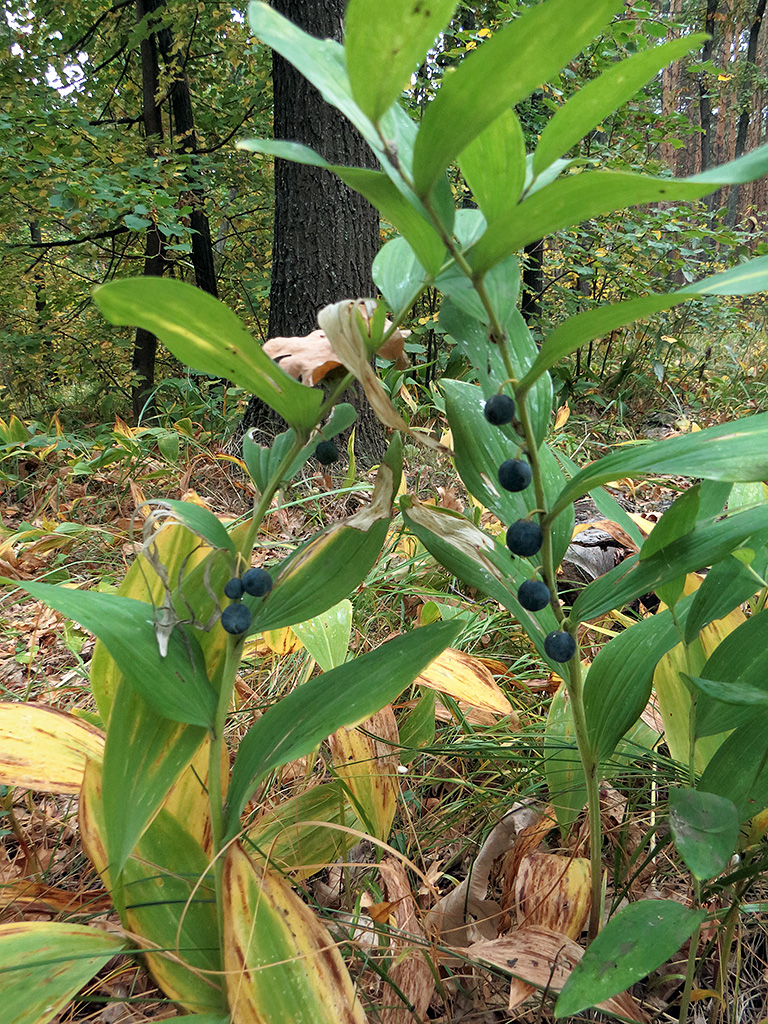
[[220, 567, 273, 635], [484, 393, 575, 664]]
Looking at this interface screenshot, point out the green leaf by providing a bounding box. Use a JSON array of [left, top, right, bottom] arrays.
[[584, 602, 687, 761], [102, 683, 207, 879], [683, 253, 768, 295], [571, 506, 768, 622], [247, 466, 393, 634], [238, 139, 446, 275], [548, 413, 768, 522], [399, 500, 563, 669], [640, 485, 700, 561], [684, 549, 768, 643], [520, 258, 768, 393], [695, 611, 768, 737], [147, 499, 236, 555], [372, 236, 429, 319], [224, 620, 461, 837], [470, 169, 716, 275], [555, 900, 707, 1017], [685, 672, 768, 709], [122, 809, 225, 1011], [533, 35, 707, 176], [94, 278, 323, 431], [458, 107, 526, 220], [699, 715, 768, 819], [398, 688, 436, 763], [12, 582, 216, 728], [411, 0, 622, 196], [545, 683, 587, 830], [345, 0, 457, 123], [0, 922, 128, 1024], [644, 485, 701, 606], [669, 787, 739, 881], [290, 599, 352, 671], [444, 380, 572, 566]]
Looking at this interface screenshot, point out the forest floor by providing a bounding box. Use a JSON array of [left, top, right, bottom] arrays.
[[2, 399, 767, 1024]]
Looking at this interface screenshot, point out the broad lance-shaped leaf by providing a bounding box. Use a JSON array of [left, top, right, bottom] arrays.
[[80, 761, 226, 1012], [10, 581, 216, 728], [102, 682, 207, 881], [0, 703, 104, 794], [239, 139, 446, 276], [469, 164, 761, 274], [685, 548, 768, 643], [411, 0, 621, 195], [372, 235, 430, 320], [519, 256, 768, 394], [555, 900, 706, 1017], [224, 619, 460, 839], [533, 35, 707, 176], [399, 499, 564, 671], [698, 714, 768, 820], [247, 463, 393, 634], [94, 278, 323, 432], [547, 413, 768, 522], [694, 610, 768, 738], [345, 0, 457, 123], [444, 379, 572, 565], [583, 597, 693, 762], [458, 108, 526, 221], [571, 504, 768, 623], [669, 788, 740, 882], [144, 499, 235, 555], [0, 922, 128, 1024], [223, 843, 367, 1024]]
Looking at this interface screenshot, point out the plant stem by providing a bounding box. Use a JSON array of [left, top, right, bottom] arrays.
[[678, 884, 702, 1024], [428, 209, 606, 940]]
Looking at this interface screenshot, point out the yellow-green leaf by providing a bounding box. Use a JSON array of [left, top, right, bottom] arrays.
[[223, 842, 367, 1023]]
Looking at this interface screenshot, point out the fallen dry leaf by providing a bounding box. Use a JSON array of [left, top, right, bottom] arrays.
[[380, 858, 434, 1024]]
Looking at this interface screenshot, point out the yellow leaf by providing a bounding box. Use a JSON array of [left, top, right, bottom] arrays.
[[554, 402, 570, 430], [0, 704, 104, 793], [416, 647, 513, 715], [262, 626, 304, 655]]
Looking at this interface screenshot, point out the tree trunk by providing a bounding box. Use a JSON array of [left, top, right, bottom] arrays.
[[521, 240, 544, 329], [132, 0, 166, 422], [151, 0, 219, 298], [726, 0, 767, 226], [240, 0, 386, 468]]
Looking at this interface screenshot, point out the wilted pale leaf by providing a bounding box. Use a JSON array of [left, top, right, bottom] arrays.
[[515, 852, 591, 938], [416, 647, 513, 715], [0, 704, 104, 794], [223, 842, 367, 1024]]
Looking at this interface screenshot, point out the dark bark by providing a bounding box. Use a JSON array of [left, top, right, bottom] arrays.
[[699, 0, 718, 176], [132, 0, 165, 422], [240, 0, 385, 468], [726, 0, 767, 226], [151, 0, 219, 298], [521, 240, 544, 329]]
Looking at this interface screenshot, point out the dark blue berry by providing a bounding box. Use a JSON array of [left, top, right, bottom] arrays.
[[224, 577, 245, 600], [544, 630, 577, 663], [221, 603, 252, 635], [518, 579, 551, 611], [506, 520, 543, 557], [242, 567, 273, 598], [484, 394, 516, 426], [498, 459, 532, 492], [315, 440, 339, 465]]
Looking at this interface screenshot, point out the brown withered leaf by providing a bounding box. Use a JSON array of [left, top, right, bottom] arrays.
[[514, 852, 591, 938], [263, 305, 410, 386], [467, 926, 649, 1021], [379, 858, 434, 1024]]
